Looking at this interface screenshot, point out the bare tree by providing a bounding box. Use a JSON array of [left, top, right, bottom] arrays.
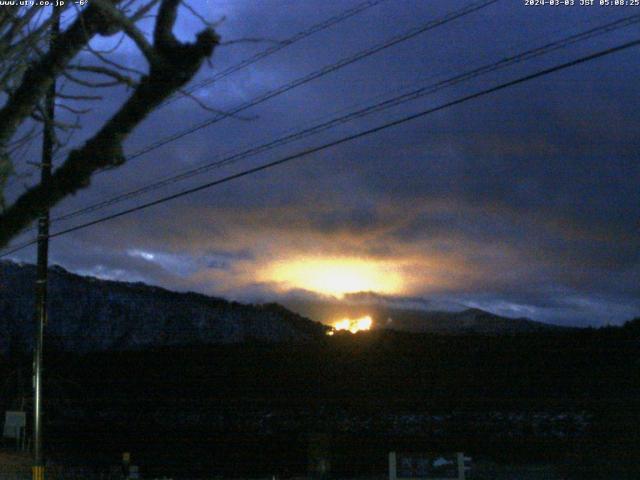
[[0, 0, 220, 248]]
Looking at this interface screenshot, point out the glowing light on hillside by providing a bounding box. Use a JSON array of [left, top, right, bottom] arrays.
[[262, 257, 404, 297], [330, 315, 373, 334]]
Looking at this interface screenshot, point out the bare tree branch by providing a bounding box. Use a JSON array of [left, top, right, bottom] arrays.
[[84, 44, 146, 76], [56, 92, 103, 101], [130, 0, 161, 22], [68, 64, 138, 87], [92, 0, 160, 65], [82, 30, 126, 55], [0, 0, 220, 247], [55, 102, 92, 115], [154, 0, 180, 50], [0, 2, 125, 147], [181, 1, 213, 28]]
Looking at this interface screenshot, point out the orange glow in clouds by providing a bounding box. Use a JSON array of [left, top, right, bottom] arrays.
[[262, 257, 404, 297]]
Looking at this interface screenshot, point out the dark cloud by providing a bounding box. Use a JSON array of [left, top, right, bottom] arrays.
[[6, 0, 640, 326]]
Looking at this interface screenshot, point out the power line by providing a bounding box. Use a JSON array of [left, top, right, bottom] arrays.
[[48, 0, 389, 165], [0, 237, 37, 258], [2, 36, 637, 259], [51, 0, 501, 220], [126, 0, 500, 160], [6, 9, 638, 255], [0, 0, 500, 253], [162, 0, 389, 108], [49, 13, 640, 225]]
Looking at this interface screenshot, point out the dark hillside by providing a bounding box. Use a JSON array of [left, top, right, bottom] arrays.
[[1, 325, 638, 477], [0, 261, 326, 353]]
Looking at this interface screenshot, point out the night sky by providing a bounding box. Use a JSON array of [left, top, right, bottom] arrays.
[[6, 0, 640, 327]]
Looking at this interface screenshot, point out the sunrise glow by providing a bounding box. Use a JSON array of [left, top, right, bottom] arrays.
[[330, 315, 373, 334], [262, 257, 404, 297]]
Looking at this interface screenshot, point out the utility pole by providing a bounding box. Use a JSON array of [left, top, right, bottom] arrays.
[[33, 10, 59, 480]]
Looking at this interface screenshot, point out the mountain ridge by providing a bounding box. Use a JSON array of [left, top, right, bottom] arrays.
[[1, 261, 571, 354], [0, 261, 327, 353], [282, 297, 569, 335]]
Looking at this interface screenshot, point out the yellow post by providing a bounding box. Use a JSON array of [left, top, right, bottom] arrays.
[[32, 465, 44, 480]]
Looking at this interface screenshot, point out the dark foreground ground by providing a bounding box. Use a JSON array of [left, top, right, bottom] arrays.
[[1, 325, 639, 479]]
